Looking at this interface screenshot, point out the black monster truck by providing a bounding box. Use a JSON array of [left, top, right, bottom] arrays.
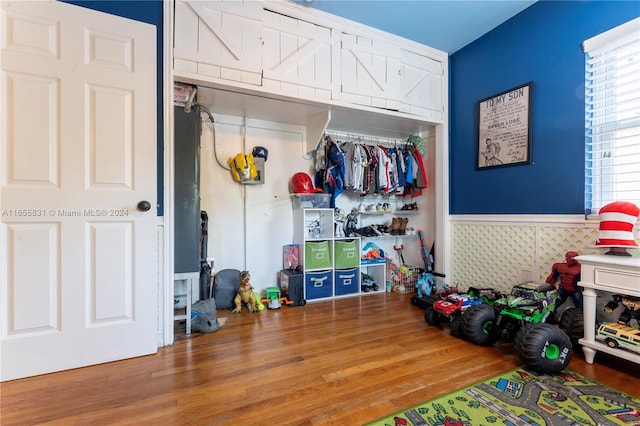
[[461, 281, 579, 374]]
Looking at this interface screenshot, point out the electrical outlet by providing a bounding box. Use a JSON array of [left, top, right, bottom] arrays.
[[518, 267, 534, 282]]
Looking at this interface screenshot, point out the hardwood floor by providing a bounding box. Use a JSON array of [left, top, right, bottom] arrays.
[[2, 292, 639, 425]]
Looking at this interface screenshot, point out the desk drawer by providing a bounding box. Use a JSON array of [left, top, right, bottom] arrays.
[[594, 268, 640, 293]]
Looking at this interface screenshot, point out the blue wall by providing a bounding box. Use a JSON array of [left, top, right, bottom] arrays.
[[59, 1, 165, 215], [450, 0, 639, 215]]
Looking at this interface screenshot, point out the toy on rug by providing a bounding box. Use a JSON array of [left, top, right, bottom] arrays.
[[232, 271, 258, 313]]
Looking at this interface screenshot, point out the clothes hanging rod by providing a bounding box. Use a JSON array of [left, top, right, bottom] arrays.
[[324, 131, 407, 147]]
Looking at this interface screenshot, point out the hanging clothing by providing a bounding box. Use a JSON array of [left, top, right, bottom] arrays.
[[361, 145, 377, 196], [313, 136, 328, 191], [342, 142, 356, 190], [324, 137, 345, 207], [318, 133, 427, 201]]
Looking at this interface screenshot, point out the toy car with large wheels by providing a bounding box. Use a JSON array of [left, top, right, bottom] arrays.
[[461, 281, 572, 374], [424, 287, 500, 338]]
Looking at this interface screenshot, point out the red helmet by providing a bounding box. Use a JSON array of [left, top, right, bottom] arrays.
[[290, 172, 323, 194]]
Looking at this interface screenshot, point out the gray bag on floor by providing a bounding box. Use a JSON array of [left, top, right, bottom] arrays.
[[213, 269, 240, 309], [191, 298, 220, 333]]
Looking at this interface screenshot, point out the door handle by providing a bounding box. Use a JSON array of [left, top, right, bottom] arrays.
[[137, 201, 152, 212]]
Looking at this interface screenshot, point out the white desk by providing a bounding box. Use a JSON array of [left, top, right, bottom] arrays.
[[576, 254, 640, 364]]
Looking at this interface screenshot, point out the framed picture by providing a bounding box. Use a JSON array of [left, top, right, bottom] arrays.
[[476, 82, 532, 169]]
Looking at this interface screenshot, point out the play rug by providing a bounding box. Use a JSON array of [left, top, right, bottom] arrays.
[[367, 367, 640, 426]]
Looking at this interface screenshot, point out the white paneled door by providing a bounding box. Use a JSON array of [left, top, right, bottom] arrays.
[[0, 1, 157, 381]]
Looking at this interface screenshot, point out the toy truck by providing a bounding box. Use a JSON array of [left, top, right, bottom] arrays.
[[424, 287, 500, 338], [461, 281, 574, 374], [596, 322, 640, 355]]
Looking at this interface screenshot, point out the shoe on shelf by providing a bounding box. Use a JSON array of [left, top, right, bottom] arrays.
[[365, 204, 375, 212], [376, 203, 383, 212], [383, 202, 391, 212], [390, 217, 401, 235], [398, 217, 409, 235], [365, 226, 379, 237], [399, 202, 417, 211], [358, 203, 365, 213], [370, 225, 383, 236]]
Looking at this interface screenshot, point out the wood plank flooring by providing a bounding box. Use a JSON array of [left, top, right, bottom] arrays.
[[2, 292, 639, 425]]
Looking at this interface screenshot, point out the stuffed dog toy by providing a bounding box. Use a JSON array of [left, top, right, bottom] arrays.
[[232, 271, 257, 313]]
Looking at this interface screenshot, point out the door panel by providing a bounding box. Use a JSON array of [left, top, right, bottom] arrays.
[[1, 0, 157, 381], [6, 223, 59, 334], [262, 9, 338, 100], [174, 0, 262, 85], [400, 48, 443, 119], [4, 73, 60, 186], [340, 32, 402, 111]]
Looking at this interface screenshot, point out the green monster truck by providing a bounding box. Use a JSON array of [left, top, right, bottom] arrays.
[[461, 281, 581, 374]]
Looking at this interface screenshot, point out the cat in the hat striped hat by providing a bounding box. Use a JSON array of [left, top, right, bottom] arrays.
[[596, 201, 640, 254]]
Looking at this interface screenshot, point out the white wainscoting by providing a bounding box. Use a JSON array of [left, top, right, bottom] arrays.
[[449, 215, 638, 295]]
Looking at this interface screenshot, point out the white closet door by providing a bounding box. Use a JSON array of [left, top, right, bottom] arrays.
[[1, 0, 157, 381]]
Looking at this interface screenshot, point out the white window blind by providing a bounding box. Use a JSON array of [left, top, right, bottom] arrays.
[[583, 17, 640, 215]]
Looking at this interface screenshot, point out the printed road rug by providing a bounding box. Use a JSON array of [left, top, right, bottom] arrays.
[[367, 367, 640, 426]]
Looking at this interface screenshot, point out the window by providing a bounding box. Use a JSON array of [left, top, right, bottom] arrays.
[[583, 18, 640, 215]]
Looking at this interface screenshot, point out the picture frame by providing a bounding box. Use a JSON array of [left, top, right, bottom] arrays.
[[476, 82, 532, 169]]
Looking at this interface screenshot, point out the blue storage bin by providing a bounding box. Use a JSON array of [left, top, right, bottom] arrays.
[[305, 270, 332, 300], [334, 267, 359, 296]]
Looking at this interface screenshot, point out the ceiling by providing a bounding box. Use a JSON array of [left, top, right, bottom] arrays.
[[299, 0, 538, 54]]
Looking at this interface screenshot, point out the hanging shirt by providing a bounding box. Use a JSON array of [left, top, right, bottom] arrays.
[[352, 144, 365, 193], [325, 139, 345, 207], [342, 142, 355, 189], [376, 146, 390, 193]]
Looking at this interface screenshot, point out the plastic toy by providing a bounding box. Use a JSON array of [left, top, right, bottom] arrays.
[[604, 295, 640, 327], [546, 251, 582, 311], [232, 271, 258, 313], [360, 272, 379, 292], [260, 286, 294, 309], [254, 292, 265, 311], [228, 152, 258, 183], [417, 230, 434, 273], [334, 208, 346, 237], [409, 272, 447, 309], [306, 217, 321, 238], [415, 272, 436, 298], [344, 208, 358, 237], [393, 244, 406, 264], [290, 172, 323, 194], [361, 241, 385, 264], [461, 281, 578, 374], [282, 244, 299, 270], [596, 322, 640, 354], [424, 287, 500, 338]]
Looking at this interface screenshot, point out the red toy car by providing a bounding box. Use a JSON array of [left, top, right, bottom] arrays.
[[425, 287, 499, 338]]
